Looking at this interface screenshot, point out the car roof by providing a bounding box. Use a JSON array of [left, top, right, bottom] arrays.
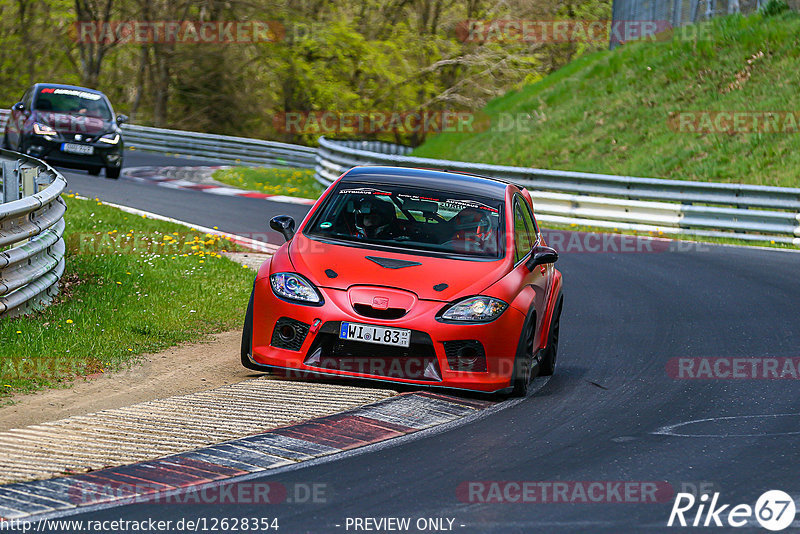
[[341, 166, 511, 200], [33, 83, 105, 95]]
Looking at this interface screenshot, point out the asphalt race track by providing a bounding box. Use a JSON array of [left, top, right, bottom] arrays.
[[55, 152, 800, 532]]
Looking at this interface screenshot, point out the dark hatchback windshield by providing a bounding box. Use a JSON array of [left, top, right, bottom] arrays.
[[305, 183, 505, 258], [35, 87, 112, 120]]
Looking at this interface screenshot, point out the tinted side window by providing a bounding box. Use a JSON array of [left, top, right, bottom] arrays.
[[513, 200, 533, 264], [520, 198, 538, 241], [21, 89, 32, 109]]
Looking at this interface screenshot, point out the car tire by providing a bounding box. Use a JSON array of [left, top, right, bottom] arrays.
[[240, 286, 264, 372], [87, 166, 102, 176], [106, 166, 121, 179], [539, 295, 563, 376], [510, 310, 537, 397]]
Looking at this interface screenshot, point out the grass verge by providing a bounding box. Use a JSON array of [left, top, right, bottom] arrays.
[[412, 11, 800, 187], [213, 166, 322, 198], [0, 195, 255, 398]]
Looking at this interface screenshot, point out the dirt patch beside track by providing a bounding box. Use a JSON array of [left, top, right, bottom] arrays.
[[0, 330, 254, 432]]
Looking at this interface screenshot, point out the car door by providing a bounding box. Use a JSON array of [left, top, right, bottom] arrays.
[[513, 194, 548, 335]]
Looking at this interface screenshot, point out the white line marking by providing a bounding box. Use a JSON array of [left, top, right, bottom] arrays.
[[652, 413, 800, 437]]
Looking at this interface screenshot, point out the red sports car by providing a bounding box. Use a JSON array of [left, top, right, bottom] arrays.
[[241, 166, 563, 396]]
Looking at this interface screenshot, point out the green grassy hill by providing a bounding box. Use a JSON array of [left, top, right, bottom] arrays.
[[412, 11, 800, 187]]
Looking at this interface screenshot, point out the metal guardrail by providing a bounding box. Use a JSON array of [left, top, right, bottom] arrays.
[[121, 124, 317, 169], [1, 110, 315, 168], [316, 137, 800, 245], [0, 150, 67, 318]]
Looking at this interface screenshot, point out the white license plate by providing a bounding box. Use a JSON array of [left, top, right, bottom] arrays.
[[339, 322, 411, 348], [61, 143, 94, 155]]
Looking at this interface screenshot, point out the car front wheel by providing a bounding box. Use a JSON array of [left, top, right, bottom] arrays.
[[106, 166, 121, 179], [510, 311, 537, 397], [539, 295, 563, 376], [240, 287, 263, 372]]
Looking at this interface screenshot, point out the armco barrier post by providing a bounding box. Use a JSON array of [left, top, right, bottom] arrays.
[[2, 160, 20, 204], [21, 165, 39, 197]]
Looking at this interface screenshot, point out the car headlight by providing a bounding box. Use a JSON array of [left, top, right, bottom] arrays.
[[33, 123, 57, 136], [270, 273, 322, 304], [440, 296, 508, 323], [98, 133, 120, 144]]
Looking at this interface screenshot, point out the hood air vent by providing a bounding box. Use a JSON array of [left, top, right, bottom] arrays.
[[365, 256, 422, 269]]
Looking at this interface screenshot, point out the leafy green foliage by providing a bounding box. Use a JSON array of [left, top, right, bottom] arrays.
[[0, 0, 611, 145], [761, 0, 790, 16]]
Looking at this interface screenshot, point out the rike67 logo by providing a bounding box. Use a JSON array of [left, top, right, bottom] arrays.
[[668, 490, 796, 531]]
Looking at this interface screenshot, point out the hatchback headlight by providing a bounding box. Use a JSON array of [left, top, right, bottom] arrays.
[[98, 133, 120, 144], [440, 296, 508, 323], [33, 123, 57, 136], [270, 273, 322, 304]]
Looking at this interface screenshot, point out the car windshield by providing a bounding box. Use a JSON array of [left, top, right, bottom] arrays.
[[305, 183, 505, 258], [34, 87, 111, 120]]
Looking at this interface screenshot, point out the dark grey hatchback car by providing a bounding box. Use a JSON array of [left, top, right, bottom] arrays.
[[3, 83, 126, 179]]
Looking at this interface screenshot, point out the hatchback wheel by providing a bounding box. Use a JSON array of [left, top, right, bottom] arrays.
[[539, 296, 563, 376], [511, 313, 537, 397]]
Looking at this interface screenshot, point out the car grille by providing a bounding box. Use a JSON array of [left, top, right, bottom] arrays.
[[352, 303, 407, 320], [270, 317, 310, 351], [305, 322, 441, 381], [444, 340, 487, 372]]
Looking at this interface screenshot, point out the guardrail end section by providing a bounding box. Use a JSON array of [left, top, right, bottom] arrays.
[[0, 154, 67, 319]]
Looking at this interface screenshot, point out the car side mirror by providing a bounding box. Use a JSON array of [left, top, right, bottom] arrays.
[[270, 215, 296, 242], [11, 102, 24, 112], [116, 114, 128, 125], [526, 245, 558, 271]]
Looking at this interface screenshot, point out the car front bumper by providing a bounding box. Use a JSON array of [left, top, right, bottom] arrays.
[[249, 277, 526, 393], [24, 134, 123, 169]]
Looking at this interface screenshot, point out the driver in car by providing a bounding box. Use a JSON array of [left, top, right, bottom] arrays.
[[353, 196, 399, 240], [450, 207, 496, 254]]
